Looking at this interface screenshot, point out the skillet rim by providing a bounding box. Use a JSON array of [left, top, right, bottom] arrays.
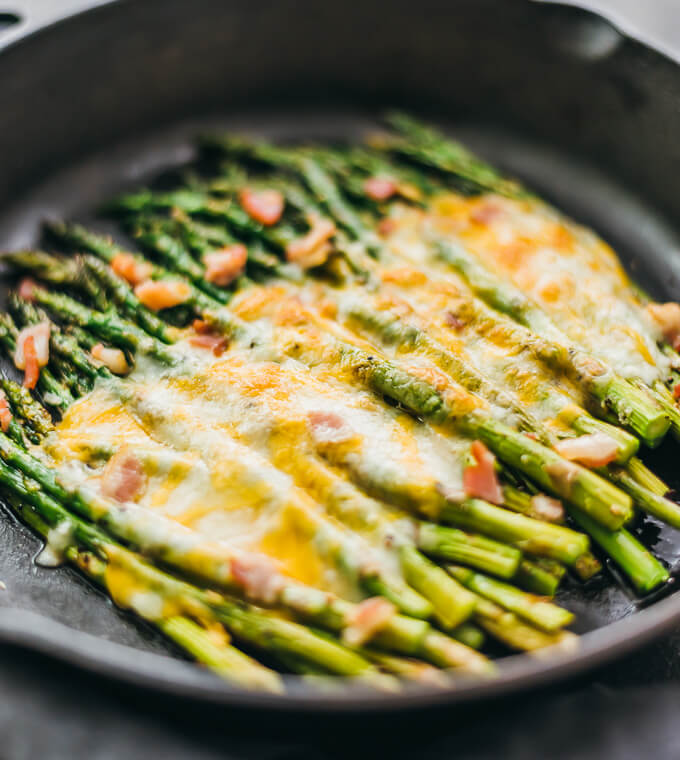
[[1, 0, 680, 712]]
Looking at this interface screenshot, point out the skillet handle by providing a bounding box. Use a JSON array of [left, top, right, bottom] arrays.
[[533, 1, 680, 63], [0, 0, 111, 50]]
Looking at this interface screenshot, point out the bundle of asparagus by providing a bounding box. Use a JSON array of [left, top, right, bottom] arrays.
[[1, 113, 679, 692]]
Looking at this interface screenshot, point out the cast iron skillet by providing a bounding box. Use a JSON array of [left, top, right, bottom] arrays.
[[2, 0, 680, 713]]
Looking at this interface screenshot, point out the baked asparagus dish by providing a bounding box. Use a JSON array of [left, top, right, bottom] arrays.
[[1, 113, 680, 692]]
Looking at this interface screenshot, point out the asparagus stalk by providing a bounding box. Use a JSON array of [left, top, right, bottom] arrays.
[[1, 249, 109, 311], [382, 111, 528, 199], [80, 255, 175, 342], [472, 596, 577, 653], [8, 294, 105, 390], [447, 565, 573, 633], [605, 466, 680, 529], [0, 312, 74, 411], [514, 559, 564, 597], [398, 545, 476, 630], [0, 375, 54, 440], [157, 616, 283, 690], [626, 456, 669, 497], [416, 522, 521, 578], [567, 508, 669, 593]]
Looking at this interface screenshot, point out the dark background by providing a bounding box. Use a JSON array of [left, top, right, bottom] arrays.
[[3, 2, 680, 757]]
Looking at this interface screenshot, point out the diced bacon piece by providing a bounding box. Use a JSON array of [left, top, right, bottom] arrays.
[[646, 302, 680, 345], [111, 253, 153, 286], [470, 201, 504, 225], [307, 410, 356, 445], [377, 217, 397, 237], [308, 411, 345, 430], [188, 334, 228, 356], [554, 433, 619, 468], [18, 278, 38, 301], [285, 216, 336, 269], [363, 176, 397, 202], [91, 343, 129, 375], [463, 440, 503, 505], [203, 244, 247, 286], [230, 554, 285, 604], [22, 338, 39, 390], [134, 280, 191, 311], [343, 597, 396, 647], [239, 188, 284, 226], [0, 393, 12, 433], [673, 383, 680, 401], [443, 311, 464, 330], [530, 494, 564, 523], [14, 321, 50, 370], [101, 451, 146, 503], [192, 319, 211, 334]]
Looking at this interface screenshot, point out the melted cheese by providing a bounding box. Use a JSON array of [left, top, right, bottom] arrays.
[[46, 186, 671, 609]]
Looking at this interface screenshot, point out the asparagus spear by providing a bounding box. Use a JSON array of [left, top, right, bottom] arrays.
[[567, 508, 669, 593], [447, 565, 573, 632], [0, 312, 74, 411], [382, 111, 528, 198], [8, 294, 103, 393], [0, 375, 54, 440], [514, 559, 565, 597]]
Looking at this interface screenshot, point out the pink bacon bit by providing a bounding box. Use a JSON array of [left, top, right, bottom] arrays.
[[0, 392, 12, 433], [342, 597, 397, 647], [646, 301, 680, 350], [189, 318, 229, 355], [18, 278, 38, 302], [239, 188, 284, 226], [363, 176, 397, 202], [674, 383, 680, 402], [443, 311, 464, 330], [91, 343, 130, 375], [111, 253, 153, 286], [203, 244, 248, 287], [285, 216, 336, 269], [230, 554, 285, 604], [530, 494, 564, 523], [377, 217, 397, 237], [101, 451, 147, 503], [14, 321, 50, 370], [554, 433, 619, 468], [134, 280, 191, 311], [22, 338, 39, 390], [188, 334, 228, 356], [463, 440, 503, 505], [14, 322, 50, 390], [470, 200, 504, 225]]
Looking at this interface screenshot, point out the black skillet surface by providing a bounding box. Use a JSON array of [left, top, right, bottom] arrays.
[[2, 0, 680, 713]]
